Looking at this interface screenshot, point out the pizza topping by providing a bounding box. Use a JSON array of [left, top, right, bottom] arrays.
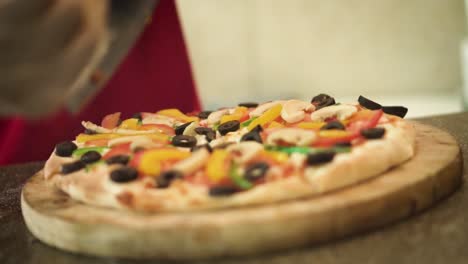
[[207, 109, 230, 125], [320, 121, 345, 130], [191, 144, 213, 153], [227, 141, 264, 163], [197, 110, 212, 119], [156, 170, 183, 188], [119, 118, 140, 130], [220, 106, 248, 124], [240, 126, 263, 143], [195, 127, 216, 142], [175, 122, 193, 135], [172, 147, 210, 175], [60, 161, 86, 174], [80, 151, 102, 164], [249, 101, 284, 118], [218, 120, 241, 136], [208, 186, 238, 197], [266, 128, 316, 146], [238, 102, 259, 108], [84, 128, 97, 135], [382, 106, 408, 118], [55, 141, 78, 157], [306, 151, 336, 166], [110, 167, 138, 183], [157, 109, 198, 123], [101, 112, 121, 129], [172, 135, 197, 148], [361, 127, 386, 139], [139, 149, 191, 176], [310, 104, 357, 122], [105, 155, 130, 165], [281, 99, 314, 123], [131, 112, 143, 121], [244, 162, 269, 181], [205, 149, 230, 182], [358, 95, 382, 110], [247, 104, 282, 131], [229, 163, 253, 189], [311, 94, 336, 110]]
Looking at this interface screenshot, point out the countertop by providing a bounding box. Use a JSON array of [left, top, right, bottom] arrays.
[[1, 112, 467, 264]]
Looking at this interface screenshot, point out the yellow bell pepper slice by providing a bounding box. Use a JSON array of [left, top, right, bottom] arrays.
[[205, 149, 230, 182], [220, 107, 248, 124], [319, 130, 352, 138], [76, 132, 169, 144], [247, 104, 283, 131], [296, 121, 326, 130], [263, 151, 288, 163], [139, 149, 191, 176], [157, 108, 198, 123], [76, 133, 121, 143], [119, 118, 140, 130], [266, 121, 284, 129]]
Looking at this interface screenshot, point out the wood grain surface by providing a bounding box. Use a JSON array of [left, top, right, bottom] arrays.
[[20, 122, 463, 260]]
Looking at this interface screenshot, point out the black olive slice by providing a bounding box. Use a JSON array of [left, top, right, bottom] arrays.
[[245, 162, 269, 181], [172, 135, 197, 148], [238, 102, 259, 108], [334, 142, 352, 148], [191, 144, 213, 153], [175, 122, 193, 135], [131, 112, 143, 121], [80, 151, 101, 164], [241, 128, 263, 143], [382, 106, 408, 118], [358, 95, 382, 110], [105, 155, 130, 165], [197, 111, 213, 119], [55, 141, 78, 157], [61, 161, 85, 174], [110, 167, 138, 183], [218, 120, 240, 136], [320, 121, 345, 130], [195, 127, 216, 142], [306, 151, 336, 166], [361, 127, 386, 139], [84, 128, 97, 135], [156, 170, 183, 188], [311, 93, 336, 110], [208, 186, 238, 196]]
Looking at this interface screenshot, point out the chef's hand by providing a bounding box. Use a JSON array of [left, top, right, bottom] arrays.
[[0, 0, 109, 118]]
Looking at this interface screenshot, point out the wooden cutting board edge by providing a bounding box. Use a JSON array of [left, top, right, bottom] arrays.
[[21, 122, 463, 260]]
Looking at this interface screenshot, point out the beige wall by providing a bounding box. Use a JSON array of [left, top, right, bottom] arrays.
[[177, 0, 466, 109]]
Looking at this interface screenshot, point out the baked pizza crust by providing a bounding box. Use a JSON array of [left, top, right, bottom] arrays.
[[44, 120, 415, 213]]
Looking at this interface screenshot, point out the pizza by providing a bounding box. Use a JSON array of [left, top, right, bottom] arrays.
[[43, 94, 415, 213]]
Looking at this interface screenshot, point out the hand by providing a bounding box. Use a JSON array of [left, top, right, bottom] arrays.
[[0, 0, 109, 118]]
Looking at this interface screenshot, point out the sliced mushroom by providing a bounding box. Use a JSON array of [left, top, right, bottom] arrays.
[[281, 99, 315, 123], [182, 122, 199, 136], [81, 121, 112, 134], [226, 141, 264, 163], [310, 104, 357, 122], [207, 109, 230, 125], [249, 100, 286, 118], [172, 148, 210, 175], [108, 135, 158, 151], [266, 128, 317, 146]]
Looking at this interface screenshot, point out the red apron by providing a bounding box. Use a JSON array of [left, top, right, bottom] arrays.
[[0, 0, 200, 165]]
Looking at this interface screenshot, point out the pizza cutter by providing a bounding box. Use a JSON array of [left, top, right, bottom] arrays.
[[65, 0, 159, 113]]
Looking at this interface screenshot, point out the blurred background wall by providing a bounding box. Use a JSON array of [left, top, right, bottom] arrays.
[[176, 0, 466, 117]]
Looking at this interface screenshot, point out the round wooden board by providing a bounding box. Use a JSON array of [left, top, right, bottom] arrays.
[[21, 122, 463, 260]]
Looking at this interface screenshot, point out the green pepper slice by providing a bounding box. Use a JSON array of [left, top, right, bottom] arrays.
[[72, 146, 109, 157], [229, 163, 253, 190]]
